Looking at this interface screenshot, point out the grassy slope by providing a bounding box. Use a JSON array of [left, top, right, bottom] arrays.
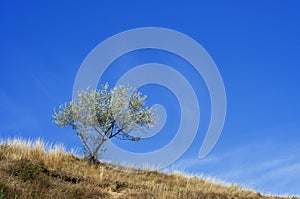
[[0, 139, 297, 199]]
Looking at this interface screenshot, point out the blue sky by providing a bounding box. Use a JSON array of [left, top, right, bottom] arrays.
[[1, 0, 300, 196]]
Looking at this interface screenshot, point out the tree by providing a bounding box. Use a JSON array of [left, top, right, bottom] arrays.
[[53, 83, 157, 162]]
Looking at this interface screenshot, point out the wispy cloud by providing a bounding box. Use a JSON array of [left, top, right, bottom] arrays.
[[171, 139, 300, 196]]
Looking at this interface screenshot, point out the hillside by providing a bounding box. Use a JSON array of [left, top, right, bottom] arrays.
[[0, 138, 297, 199]]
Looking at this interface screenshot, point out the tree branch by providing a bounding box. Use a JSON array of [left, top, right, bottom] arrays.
[[115, 134, 140, 141], [92, 125, 105, 139], [104, 121, 115, 136], [109, 128, 124, 139], [78, 132, 93, 156]]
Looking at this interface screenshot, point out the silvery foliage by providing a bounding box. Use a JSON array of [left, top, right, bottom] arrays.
[[53, 83, 157, 162]]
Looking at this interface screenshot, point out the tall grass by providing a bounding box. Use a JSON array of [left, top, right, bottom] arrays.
[[0, 137, 297, 199]]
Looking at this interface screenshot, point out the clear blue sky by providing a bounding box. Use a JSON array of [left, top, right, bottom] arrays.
[[1, 0, 300, 196]]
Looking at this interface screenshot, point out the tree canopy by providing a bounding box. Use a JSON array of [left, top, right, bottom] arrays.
[[53, 83, 157, 162]]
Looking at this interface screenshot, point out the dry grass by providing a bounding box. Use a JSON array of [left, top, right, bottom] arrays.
[[0, 138, 297, 199]]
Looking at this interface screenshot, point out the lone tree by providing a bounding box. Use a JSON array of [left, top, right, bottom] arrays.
[[53, 83, 156, 162]]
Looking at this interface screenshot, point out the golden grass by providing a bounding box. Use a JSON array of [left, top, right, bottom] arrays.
[[0, 138, 297, 199]]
